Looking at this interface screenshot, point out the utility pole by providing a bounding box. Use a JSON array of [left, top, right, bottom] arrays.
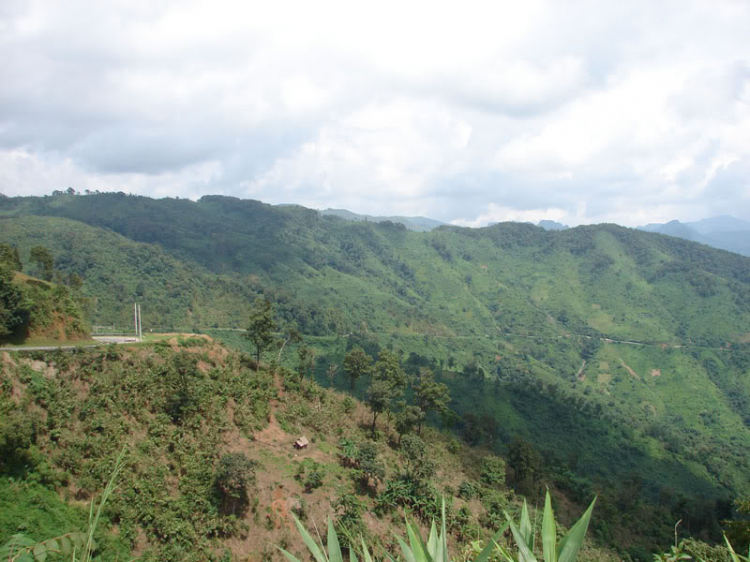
[[138, 304, 142, 340], [134, 303, 138, 340]]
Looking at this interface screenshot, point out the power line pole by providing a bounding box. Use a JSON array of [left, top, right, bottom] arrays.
[[138, 304, 142, 341], [134, 303, 138, 340]]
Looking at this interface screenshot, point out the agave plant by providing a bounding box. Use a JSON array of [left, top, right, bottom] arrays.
[[494, 491, 596, 562], [282, 490, 596, 562], [278, 515, 375, 562]]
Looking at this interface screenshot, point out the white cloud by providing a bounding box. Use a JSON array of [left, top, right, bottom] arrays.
[[1, 0, 750, 226]]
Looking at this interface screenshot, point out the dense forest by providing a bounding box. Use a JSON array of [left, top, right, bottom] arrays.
[[2, 192, 750, 560]]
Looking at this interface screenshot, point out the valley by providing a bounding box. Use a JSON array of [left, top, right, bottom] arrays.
[[2, 192, 750, 561]]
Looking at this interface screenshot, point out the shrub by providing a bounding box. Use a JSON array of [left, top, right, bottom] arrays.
[[214, 453, 257, 516], [480, 455, 506, 488], [458, 480, 478, 500]]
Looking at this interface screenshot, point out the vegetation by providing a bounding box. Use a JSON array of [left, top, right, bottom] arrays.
[[2, 193, 750, 560]]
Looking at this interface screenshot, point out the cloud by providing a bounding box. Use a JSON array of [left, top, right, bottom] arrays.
[[1, 0, 750, 227]]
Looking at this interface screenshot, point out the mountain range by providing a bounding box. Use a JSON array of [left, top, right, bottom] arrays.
[[2, 192, 750, 539], [638, 215, 750, 257]]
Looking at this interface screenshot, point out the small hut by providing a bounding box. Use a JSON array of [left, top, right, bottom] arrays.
[[294, 436, 309, 450]]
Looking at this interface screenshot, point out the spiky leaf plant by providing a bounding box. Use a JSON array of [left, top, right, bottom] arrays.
[[283, 492, 597, 562], [495, 490, 596, 562]]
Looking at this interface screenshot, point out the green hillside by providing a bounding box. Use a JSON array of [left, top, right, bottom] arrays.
[[2, 193, 750, 549], [2, 339, 628, 562], [0, 245, 89, 344]]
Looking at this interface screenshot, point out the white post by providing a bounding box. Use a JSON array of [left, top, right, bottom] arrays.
[[138, 304, 142, 341], [134, 303, 138, 340]]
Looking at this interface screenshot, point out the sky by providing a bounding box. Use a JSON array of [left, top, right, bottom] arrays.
[[1, 0, 749, 227]]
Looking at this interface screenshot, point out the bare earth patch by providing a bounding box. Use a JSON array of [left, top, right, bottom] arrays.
[[651, 369, 661, 377], [619, 358, 640, 380], [577, 360, 586, 381]]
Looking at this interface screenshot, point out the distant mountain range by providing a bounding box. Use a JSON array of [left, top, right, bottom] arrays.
[[319, 208, 446, 232], [318, 208, 750, 257], [638, 215, 750, 257]]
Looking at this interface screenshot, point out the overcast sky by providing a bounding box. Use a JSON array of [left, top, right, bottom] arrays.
[[1, 0, 749, 227]]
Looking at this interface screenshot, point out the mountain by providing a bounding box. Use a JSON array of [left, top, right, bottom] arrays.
[[2, 192, 750, 547], [638, 216, 750, 256], [538, 219, 569, 231], [319, 208, 446, 231]]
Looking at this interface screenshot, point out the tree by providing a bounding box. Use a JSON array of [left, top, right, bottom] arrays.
[[355, 442, 385, 488], [366, 379, 393, 436], [0, 264, 29, 340], [507, 437, 542, 484], [412, 367, 451, 435], [373, 349, 407, 428], [244, 297, 276, 372], [276, 326, 302, 364], [343, 347, 372, 393], [298, 344, 316, 380], [29, 246, 53, 281], [214, 453, 257, 516], [326, 363, 338, 387], [400, 434, 435, 482], [0, 244, 21, 271], [395, 404, 424, 444], [480, 455, 506, 488]]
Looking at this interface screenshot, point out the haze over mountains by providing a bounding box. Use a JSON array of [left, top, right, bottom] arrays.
[[638, 216, 750, 257], [316, 207, 750, 258]]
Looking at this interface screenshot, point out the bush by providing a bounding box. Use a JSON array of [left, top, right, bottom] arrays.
[[458, 480, 478, 500], [304, 468, 324, 492], [214, 453, 257, 516], [480, 455, 506, 488]]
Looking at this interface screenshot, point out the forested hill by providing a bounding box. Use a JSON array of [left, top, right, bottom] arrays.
[[2, 192, 750, 344], [3, 192, 750, 539]]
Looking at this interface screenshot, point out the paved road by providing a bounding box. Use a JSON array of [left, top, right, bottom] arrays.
[[0, 336, 140, 352]]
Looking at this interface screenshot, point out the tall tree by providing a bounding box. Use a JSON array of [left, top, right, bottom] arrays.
[[0, 264, 29, 340], [366, 379, 393, 436], [297, 344, 316, 380], [29, 246, 53, 281], [412, 367, 451, 435], [343, 347, 372, 392], [244, 297, 276, 372], [373, 349, 407, 429], [394, 403, 424, 445], [0, 244, 21, 272]]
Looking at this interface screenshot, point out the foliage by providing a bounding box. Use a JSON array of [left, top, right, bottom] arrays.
[[214, 453, 257, 516], [5, 193, 750, 553], [0, 264, 29, 339], [480, 456, 506, 489], [245, 297, 277, 371], [29, 246, 53, 281], [493, 490, 596, 562], [400, 434, 435, 483], [344, 347, 373, 392]]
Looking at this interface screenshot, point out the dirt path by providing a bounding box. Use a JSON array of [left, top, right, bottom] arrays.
[[619, 358, 640, 380], [576, 360, 586, 381]]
